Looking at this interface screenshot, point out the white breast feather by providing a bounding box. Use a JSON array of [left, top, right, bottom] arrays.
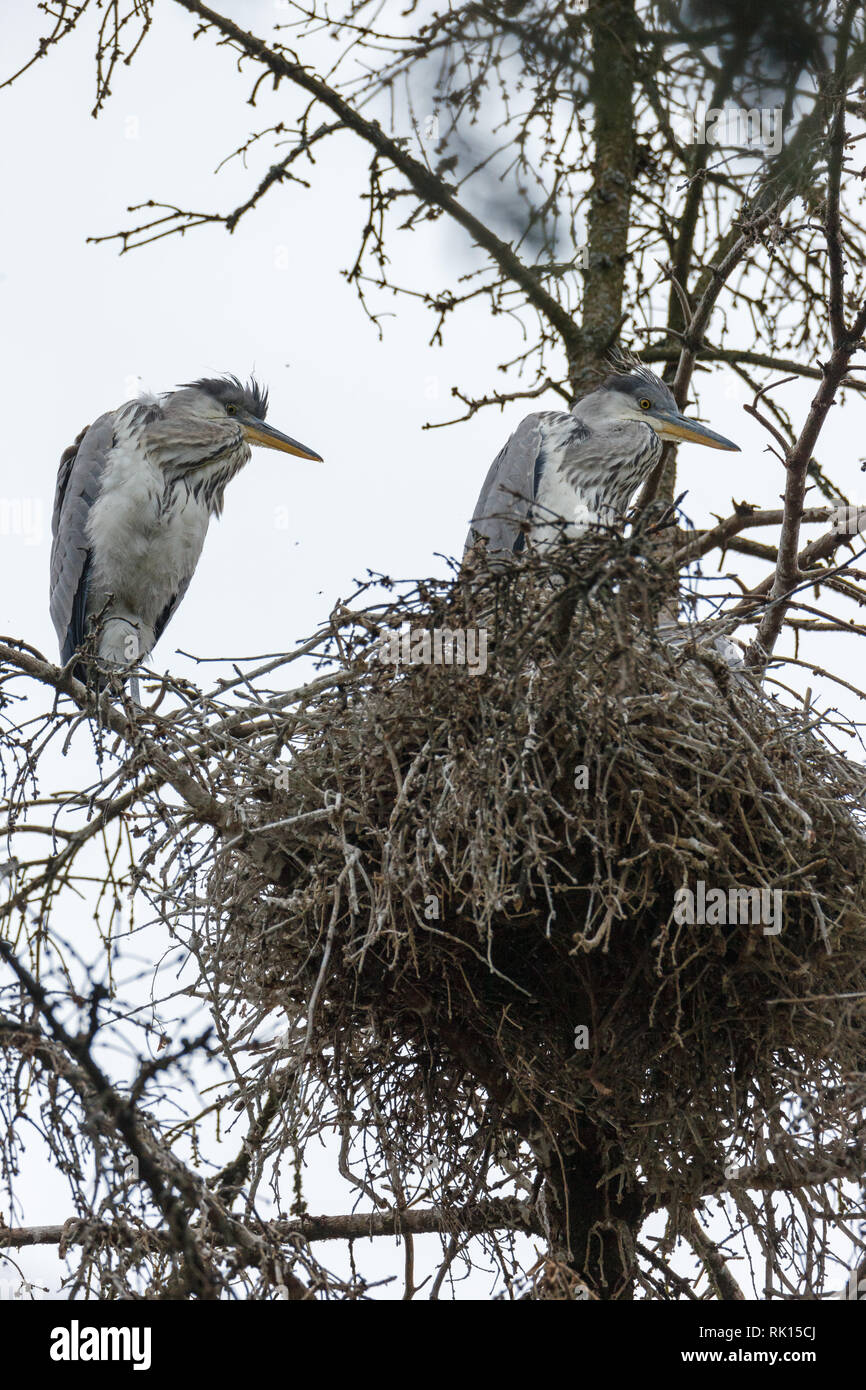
[[86, 437, 210, 656]]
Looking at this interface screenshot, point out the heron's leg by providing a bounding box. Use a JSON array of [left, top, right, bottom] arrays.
[[97, 617, 148, 705], [98, 616, 144, 665]]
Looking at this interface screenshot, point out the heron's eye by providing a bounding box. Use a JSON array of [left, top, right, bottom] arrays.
[[225, 403, 238, 416], [639, 398, 652, 410]]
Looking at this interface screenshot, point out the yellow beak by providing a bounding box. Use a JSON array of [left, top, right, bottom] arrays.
[[243, 419, 323, 460], [650, 409, 740, 451]]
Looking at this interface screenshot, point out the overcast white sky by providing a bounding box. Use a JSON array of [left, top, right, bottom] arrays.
[[1, 1, 865, 1300]]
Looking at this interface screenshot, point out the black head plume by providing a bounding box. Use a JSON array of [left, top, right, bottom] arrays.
[[181, 375, 270, 420]]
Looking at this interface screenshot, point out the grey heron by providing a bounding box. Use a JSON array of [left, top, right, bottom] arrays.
[[464, 356, 739, 557], [50, 375, 322, 685]]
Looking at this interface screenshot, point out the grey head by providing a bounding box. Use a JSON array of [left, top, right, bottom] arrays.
[[161, 374, 322, 462], [580, 355, 741, 451], [179, 374, 269, 419]]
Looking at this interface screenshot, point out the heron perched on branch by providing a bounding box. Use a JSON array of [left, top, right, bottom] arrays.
[[50, 376, 322, 685], [464, 355, 739, 557]]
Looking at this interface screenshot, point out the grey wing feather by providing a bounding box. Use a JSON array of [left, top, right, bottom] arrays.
[[49, 411, 116, 665], [463, 414, 552, 557]]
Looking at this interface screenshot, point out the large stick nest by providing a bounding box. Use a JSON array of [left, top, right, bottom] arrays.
[[197, 535, 866, 1206]]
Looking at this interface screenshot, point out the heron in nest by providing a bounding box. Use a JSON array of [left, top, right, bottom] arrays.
[[50, 375, 322, 689], [463, 353, 744, 669], [464, 354, 739, 557]]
